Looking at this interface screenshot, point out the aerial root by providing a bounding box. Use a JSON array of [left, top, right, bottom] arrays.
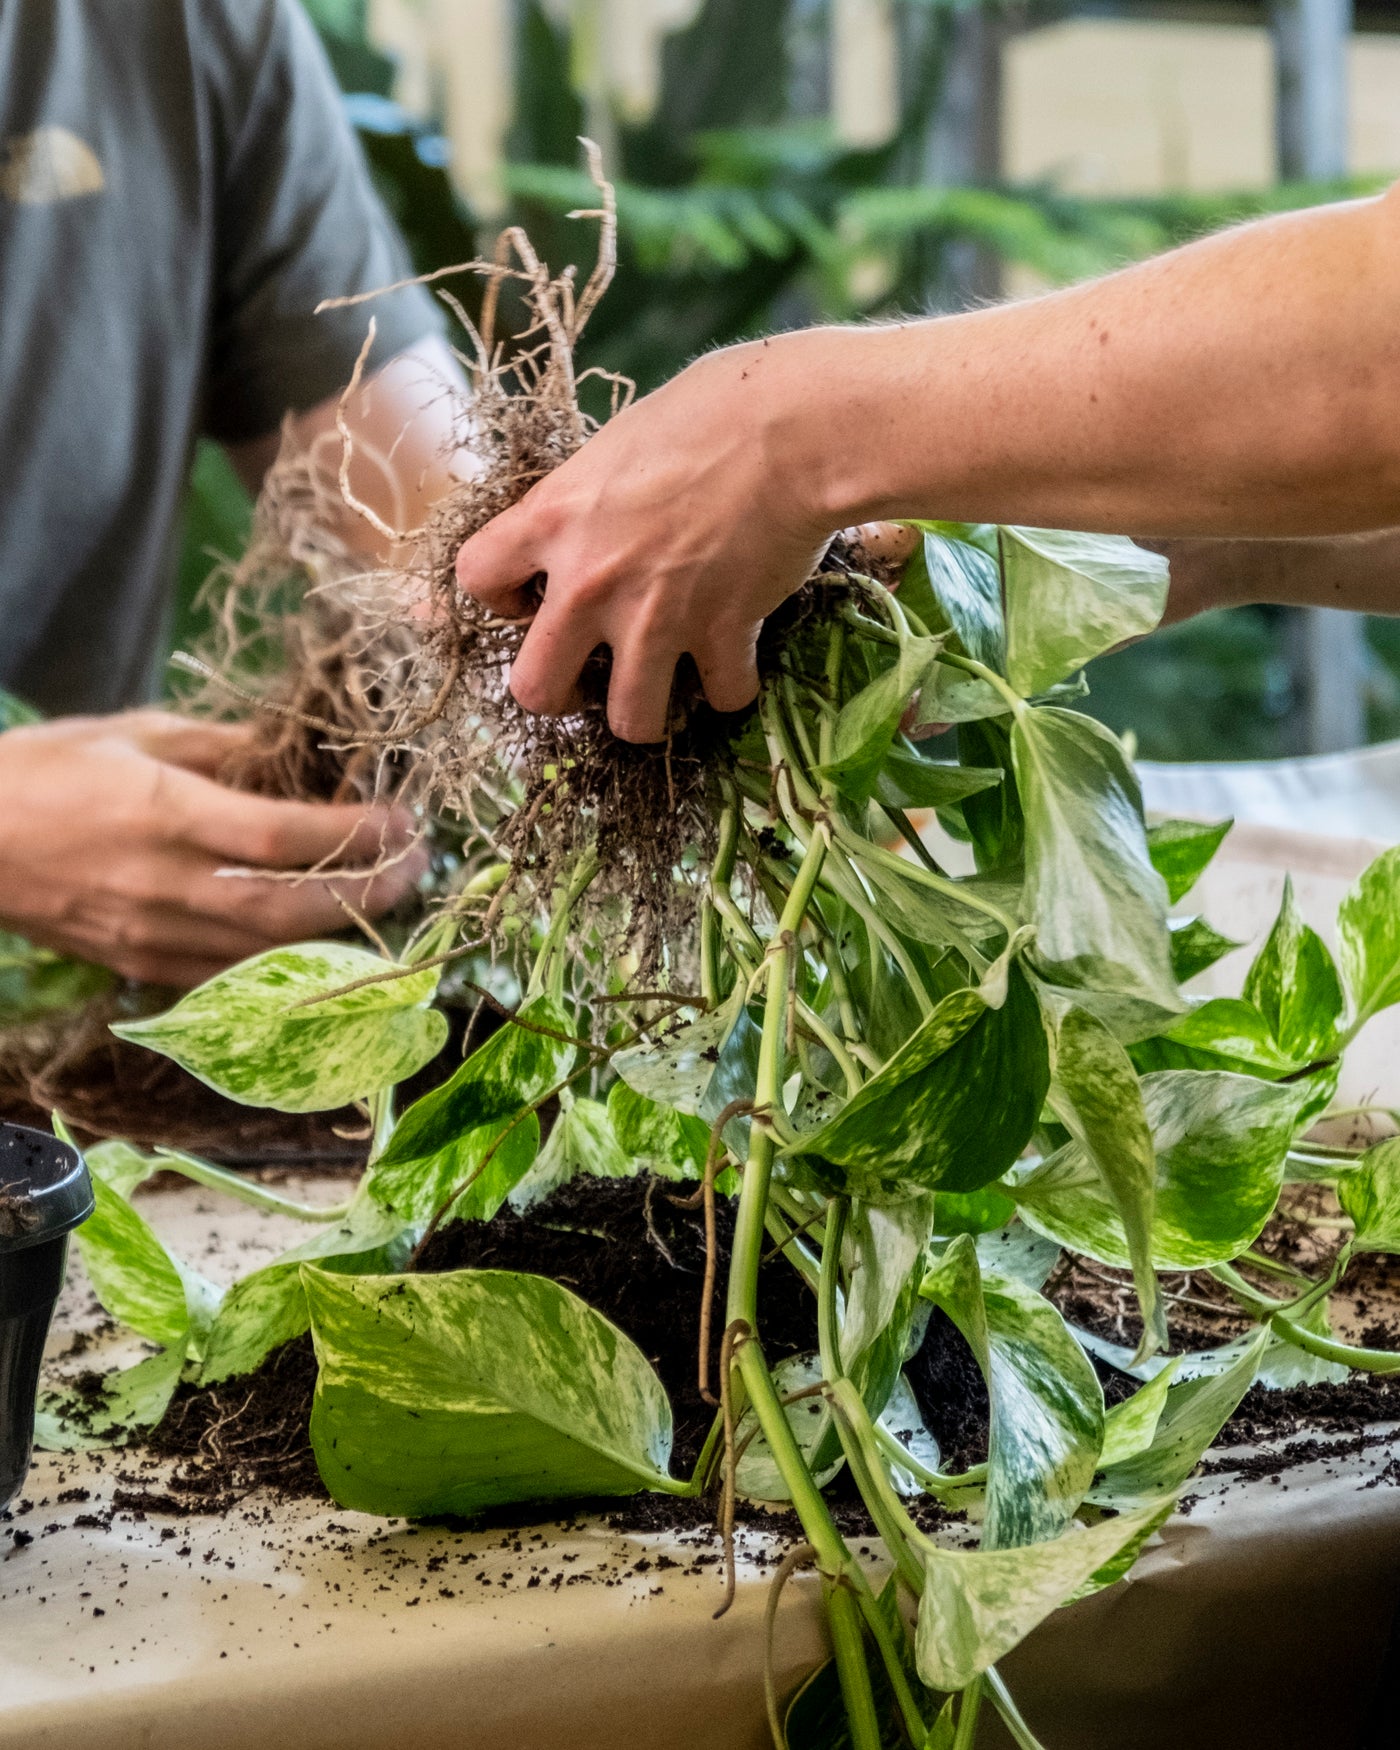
[[764, 1543, 819, 1748], [714, 1317, 752, 1621]]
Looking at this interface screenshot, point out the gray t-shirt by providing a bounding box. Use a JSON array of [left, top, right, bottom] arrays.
[[0, 0, 444, 715]]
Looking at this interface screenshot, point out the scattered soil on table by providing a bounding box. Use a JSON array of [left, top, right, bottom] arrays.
[[97, 1175, 1400, 1528]]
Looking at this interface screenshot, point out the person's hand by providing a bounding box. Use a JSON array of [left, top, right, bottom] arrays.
[[0, 711, 427, 987], [454, 339, 837, 743]]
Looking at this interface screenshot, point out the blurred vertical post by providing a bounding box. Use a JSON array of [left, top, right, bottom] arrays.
[[919, 6, 1005, 309], [1272, 0, 1367, 754]]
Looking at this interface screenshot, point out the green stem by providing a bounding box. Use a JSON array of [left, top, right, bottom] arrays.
[[795, 997, 863, 1096], [703, 793, 744, 1007], [1270, 1312, 1400, 1372], [724, 824, 883, 1750], [937, 648, 1026, 717], [953, 1676, 985, 1750], [728, 829, 829, 1331], [154, 1150, 352, 1222], [871, 1420, 988, 1497], [526, 849, 599, 1001]]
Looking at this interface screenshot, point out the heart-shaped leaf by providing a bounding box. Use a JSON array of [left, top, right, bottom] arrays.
[[1243, 877, 1343, 1065], [1014, 708, 1179, 1019], [1338, 845, 1400, 1029], [76, 1174, 219, 1353], [1001, 527, 1168, 698], [198, 1190, 409, 1385], [1169, 916, 1240, 984], [914, 1501, 1170, 1692], [1088, 1330, 1267, 1508], [784, 965, 1049, 1202], [366, 997, 572, 1224], [305, 1265, 678, 1518], [1015, 1071, 1304, 1269], [113, 943, 447, 1113], [1146, 817, 1231, 906], [821, 634, 943, 799], [1338, 1136, 1400, 1255], [1047, 1003, 1165, 1356]]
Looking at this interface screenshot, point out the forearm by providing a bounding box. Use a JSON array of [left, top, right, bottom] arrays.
[[750, 187, 1400, 539], [1153, 530, 1400, 622]]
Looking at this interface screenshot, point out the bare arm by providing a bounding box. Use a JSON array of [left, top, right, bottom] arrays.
[[1153, 530, 1400, 623], [454, 185, 1400, 741]]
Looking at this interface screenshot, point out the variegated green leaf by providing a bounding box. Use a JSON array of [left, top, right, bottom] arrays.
[[820, 632, 944, 800], [76, 1174, 219, 1352], [914, 1501, 1170, 1692], [612, 993, 761, 1158], [34, 1345, 185, 1452], [305, 1265, 678, 1517], [1338, 845, 1400, 1028], [366, 997, 571, 1224], [1097, 1361, 1179, 1468], [1015, 1071, 1304, 1270], [1001, 527, 1168, 698], [920, 1234, 1104, 1549], [1146, 817, 1231, 906], [605, 1078, 710, 1179], [84, 1139, 159, 1199], [198, 1191, 410, 1385], [509, 1094, 634, 1212], [112, 943, 448, 1113], [904, 527, 1006, 671], [1048, 1003, 1165, 1356], [1339, 1136, 1400, 1255], [1088, 1330, 1267, 1508], [1169, 916, 1241, 985], [783, 966, 1048, 1202], [1243, 877, 1344, 1065], [734, 1353, 843, 1502], [1014, 708, 1180, 1022], [1133, 996, 1297, 1077]]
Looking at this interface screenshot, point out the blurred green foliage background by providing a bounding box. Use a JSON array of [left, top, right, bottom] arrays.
[[174, 0, 1399, 763]]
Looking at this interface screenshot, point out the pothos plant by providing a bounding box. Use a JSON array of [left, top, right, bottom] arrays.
[[36, 516, 1400, 1750]]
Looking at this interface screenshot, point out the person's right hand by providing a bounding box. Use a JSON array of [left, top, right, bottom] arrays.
[[0, 710, 427, 987]]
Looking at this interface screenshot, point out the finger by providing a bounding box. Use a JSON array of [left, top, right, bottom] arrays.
[[454, 498, 552, 616], [119, 712, 256, 775], [169, 771, 416, 870], [189, 842, 430, 941], [694, 622, 761, 717], [508, 592, 605, 719], [847, 521, 920, 572], [605, 634, 680, 745]]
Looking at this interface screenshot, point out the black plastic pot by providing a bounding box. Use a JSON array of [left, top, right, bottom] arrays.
[[0, 1122, 92, 1511]]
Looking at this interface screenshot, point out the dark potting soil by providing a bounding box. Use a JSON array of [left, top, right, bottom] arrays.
[[109, 1176, 1400, 1527]]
